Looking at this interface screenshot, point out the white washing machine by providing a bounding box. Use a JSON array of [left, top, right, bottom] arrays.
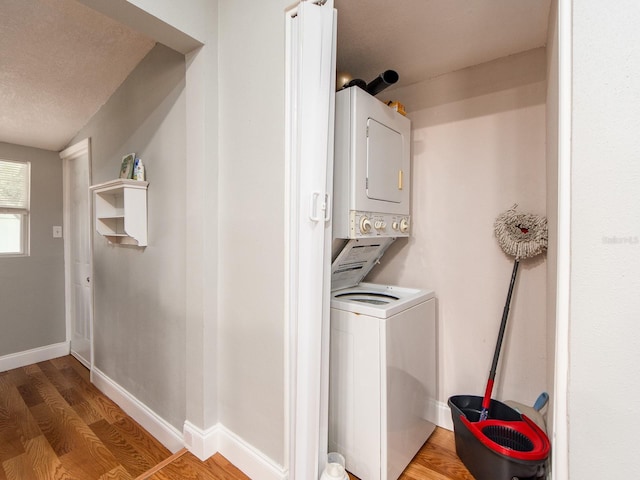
[[328, 239, 437, 480]]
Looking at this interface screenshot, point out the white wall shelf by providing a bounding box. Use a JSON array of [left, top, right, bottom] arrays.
[[91, 179, 148, 246]]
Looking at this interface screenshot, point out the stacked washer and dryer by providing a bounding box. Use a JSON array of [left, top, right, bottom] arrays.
[[328, 86, 437, 480]]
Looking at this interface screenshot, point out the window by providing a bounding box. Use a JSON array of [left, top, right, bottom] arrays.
[[0, 159, 30, 256]]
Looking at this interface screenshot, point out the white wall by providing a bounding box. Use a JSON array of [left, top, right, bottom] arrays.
[[126, 0, 210, 45], [545, 0, 559, 448], [103, 0, 223, 438], [367, 48, 548, 418], [0, 143, 65, 358], [217, 0, 290, 464], [70, 44, 188, 430], [70, 0, 289, 470], [568, 1, 640, 476]]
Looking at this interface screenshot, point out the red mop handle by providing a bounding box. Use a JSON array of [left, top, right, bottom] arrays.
[[482, 379, 494, 411]]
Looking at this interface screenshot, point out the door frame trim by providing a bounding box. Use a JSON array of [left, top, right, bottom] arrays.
[[59, 138, 93, 369]]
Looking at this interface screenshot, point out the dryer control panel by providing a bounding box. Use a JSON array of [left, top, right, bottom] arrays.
[[350, 211, 410, 237]]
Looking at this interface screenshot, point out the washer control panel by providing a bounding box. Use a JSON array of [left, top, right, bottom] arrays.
[[350, 211, 410, 237]]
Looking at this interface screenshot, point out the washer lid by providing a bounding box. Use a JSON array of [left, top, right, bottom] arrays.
[[333, 290, 399, 304], [331, 237, 396, 291]]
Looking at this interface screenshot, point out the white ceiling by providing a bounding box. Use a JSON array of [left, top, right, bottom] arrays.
[[0, 0, 155, 151], [334, 0, 551, 91], [0, 0, 551, 152]]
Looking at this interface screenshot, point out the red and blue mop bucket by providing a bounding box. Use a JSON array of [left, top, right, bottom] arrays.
[[448, 395, 549, 480], [449, 206, 550, 479]]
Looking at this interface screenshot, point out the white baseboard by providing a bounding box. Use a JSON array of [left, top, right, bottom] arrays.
[[91, 367, 184, 453], [183, 421, 218, 461], [183, 421, 287, 480], [0, 342, 70, 373], [436, 399, 454, 431], [217, 424, 288, 480], [89, 368, 286, 478]]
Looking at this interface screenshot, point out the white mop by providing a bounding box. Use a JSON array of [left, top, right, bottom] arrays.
[[479, 204, 548, 422]]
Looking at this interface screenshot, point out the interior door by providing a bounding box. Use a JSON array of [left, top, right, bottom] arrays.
[[285, 1, 336, 478], [60, 139, 93, 368]]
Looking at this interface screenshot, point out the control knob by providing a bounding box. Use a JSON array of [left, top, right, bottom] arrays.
[[359, 216, 372, 234], [400, 217, 410, 233], [374, 220, 386, 230]]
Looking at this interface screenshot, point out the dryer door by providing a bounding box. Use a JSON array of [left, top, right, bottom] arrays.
[[366, 118, 404, 203]]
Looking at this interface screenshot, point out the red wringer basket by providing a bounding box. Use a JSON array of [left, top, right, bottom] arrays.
[[448, 206, 550, 479], [448, 395, 549, 480]]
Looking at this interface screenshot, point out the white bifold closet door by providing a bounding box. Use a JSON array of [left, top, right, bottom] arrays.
[[285, 1, 336, 479]]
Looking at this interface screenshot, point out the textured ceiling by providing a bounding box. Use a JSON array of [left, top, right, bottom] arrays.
[[0, 0, 551, 152], [334, 0, 551, 91], [0, 0, 155, 151]]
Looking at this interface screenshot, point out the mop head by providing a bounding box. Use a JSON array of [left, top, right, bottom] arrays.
[[494, 204, 548, 260]]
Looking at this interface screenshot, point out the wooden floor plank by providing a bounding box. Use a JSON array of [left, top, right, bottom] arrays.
[[57, 411, 123, 477], [59, 386, 86, 407], [17, 382, 45, 408], [49, 356, 90, 384], [99, 464, 134, 480], [58, 445, 118, 480], [347, 427, 473, 480], [60, 373, 127, 425], [38, 361, 76, 393], [401, 462, 460, 480], [203, 453, 251, 480], [29, 402, 79, 458], [23, 364, 42, 376], [2, 453, 36, 480], [1, 385, 42, 443], [0, 373, 10, 393], [146, 451, 250, 480], [110, 417, 170, 467], [1, 369, 30, 388], [26, 368, 71, 412], [89, 419, 156, 477], [23, 435, 75, 480], [1, 356, 478, 480], [0, 389, 29, 464], [402, 444, 474, 480], [0, 426, 25, 465], [426, 426, 458, 451], [134, 448, 187, 479], [27, 367, 123, 477], [71, 397, 111, 427]]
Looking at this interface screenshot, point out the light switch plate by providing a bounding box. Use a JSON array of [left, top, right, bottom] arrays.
[[53, 226, 63, 238]]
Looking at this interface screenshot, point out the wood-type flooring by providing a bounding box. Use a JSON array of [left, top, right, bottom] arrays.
[[1, 355, 473, 479], [0, 356, 248, 479], [347, 426, 474, 480]]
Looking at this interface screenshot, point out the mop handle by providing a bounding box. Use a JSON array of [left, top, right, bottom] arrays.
[[480, 259, 520, 418]]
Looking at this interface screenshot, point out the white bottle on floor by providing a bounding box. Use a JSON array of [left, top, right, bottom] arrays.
[[320, 452, 349, 480]]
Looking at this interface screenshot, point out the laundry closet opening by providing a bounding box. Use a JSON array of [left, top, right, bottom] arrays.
[[324, 1, 556, 478]]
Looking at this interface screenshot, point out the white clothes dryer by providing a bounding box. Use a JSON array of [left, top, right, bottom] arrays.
[[333, 86, 412, 239], [329, 240, 437, 480]]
